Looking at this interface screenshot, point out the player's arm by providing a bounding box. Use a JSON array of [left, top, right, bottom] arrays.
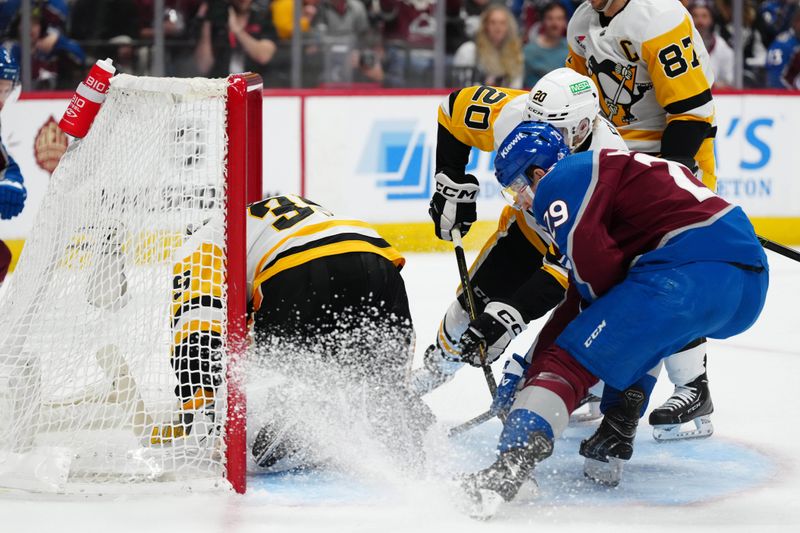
[[436, 90, 473, 177], [533, 156, 627, 301], [641, 15, 714, 169], [0, 141, 27, 220], [565, 44, 589, 76], [152, 218, 226, 444]]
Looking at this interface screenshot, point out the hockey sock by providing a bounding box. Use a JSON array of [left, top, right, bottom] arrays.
[[497, 409, 554, 454], [600, 372, 656, 417]]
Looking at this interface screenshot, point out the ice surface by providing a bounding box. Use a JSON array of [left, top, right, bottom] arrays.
[[2, 251, 799, 532]]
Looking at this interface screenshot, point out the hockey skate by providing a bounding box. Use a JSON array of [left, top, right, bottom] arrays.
[[649, 372, 714, 442], [579, 386, 645, 487], [409, 344, 463, 396], [460, 431, 553, 520], [251, 419, 314, 472]]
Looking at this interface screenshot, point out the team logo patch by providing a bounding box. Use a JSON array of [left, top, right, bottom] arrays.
[[569, 81, 592, 95], [34, 115, 69, 174]]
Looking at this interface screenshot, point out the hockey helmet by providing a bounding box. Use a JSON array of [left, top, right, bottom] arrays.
[[523, 68, 600, 151], [0, 48, 19, 108], [494, 121, 570, 210]]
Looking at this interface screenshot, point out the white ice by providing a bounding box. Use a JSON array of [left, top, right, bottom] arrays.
[[1, 251, 799, 532]]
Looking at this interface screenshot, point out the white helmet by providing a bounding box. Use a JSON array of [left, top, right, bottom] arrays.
[[523, 68, 601, 151]]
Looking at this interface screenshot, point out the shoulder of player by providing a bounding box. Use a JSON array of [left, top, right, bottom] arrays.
[[589, 117, 627, 151], [626, 0, 694, 46], [566, 2, 592, 46]]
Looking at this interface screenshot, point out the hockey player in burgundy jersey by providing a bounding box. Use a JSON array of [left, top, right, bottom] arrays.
[[459, 123, 768, 518]]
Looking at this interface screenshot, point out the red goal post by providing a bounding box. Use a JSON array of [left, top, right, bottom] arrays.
[[226, 73, 263, 494]]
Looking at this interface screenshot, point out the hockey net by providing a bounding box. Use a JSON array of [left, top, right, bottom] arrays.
[[0, 73, 261, 493]]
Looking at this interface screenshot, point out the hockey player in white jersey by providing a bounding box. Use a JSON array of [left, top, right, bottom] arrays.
[[566, 0, 718, 446], [418, 68, 626, 404], [155, 195, 430, 471]]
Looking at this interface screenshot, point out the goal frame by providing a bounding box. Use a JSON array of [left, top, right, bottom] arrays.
[[225, 73, 263, 494]]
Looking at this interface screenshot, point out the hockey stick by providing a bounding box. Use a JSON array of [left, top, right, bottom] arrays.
[[448, 409, 495, 438], [757, 234, 800, 263], [450, 227, 502, 410]]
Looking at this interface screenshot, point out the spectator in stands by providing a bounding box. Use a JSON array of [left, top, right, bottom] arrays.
[[765, 9, 800, 88], [781, 44, 800, 88], [271, 0, 317, 41], [312, 0, 383, 84], [5, 4, 85, 89], [522, 2, 567, 87], [194, 0, 279, 82], [714, 0, 767, 86], [452, 4, 523, 88], [379, 0, 439, 87], [690, 0, 734, 87], [134, 1, 204, 76], [757, 0, 798, 47]]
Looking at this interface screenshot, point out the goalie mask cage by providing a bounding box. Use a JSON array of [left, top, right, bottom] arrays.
[[0, 73, 262, 494]]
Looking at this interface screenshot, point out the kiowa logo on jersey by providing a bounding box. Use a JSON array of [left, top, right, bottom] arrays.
[[358, 120, 499, 201]]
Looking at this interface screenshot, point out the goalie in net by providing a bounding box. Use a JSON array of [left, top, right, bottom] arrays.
[[160, 194, 432, 471]]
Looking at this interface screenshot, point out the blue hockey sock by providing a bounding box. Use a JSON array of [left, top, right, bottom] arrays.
[[600, 373, 657, 417], [497, 409, 554, 454]]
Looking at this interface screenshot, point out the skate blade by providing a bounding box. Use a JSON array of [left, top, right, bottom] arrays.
[[468, 489, 504, 520], [583, 457, 625, 487], [652, 416, 714, 442]]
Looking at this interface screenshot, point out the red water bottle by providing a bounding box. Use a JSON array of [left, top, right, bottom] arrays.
[[59, 58, 116, 138]]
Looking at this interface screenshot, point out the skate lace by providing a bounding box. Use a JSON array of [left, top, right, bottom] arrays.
[[661, 385, 697, 410]]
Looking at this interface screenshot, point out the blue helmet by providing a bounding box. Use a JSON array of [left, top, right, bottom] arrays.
[[494, 121, 570, 188], [0, 47, 19, 85]]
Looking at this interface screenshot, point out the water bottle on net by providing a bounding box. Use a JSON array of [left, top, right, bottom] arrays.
[[59, 58, 116, 138]]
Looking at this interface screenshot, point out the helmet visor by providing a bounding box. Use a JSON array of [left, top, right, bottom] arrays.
[[501, 174, 535, 212]]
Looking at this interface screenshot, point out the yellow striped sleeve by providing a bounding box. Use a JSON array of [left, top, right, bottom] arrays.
[[640, 15, 714, 125], [438, 86, 527, 152]]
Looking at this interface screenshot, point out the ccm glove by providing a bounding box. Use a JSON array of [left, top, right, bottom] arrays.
[[490, 353, 529, 417], [458, 301, 527, 367], [0, 180, 26, 220], [428, 172, 479, 241]]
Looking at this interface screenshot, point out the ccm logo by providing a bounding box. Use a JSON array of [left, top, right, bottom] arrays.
[[584, 320, 606, 348], [497, 310, 524, 335], [435, 182, 478, 201]]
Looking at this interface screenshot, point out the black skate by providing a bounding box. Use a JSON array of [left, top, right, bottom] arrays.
[[579, 386, 645, 487], [251, 420, 308, 471], [460, 431, 554, 520], [649, 372, 714, 442]]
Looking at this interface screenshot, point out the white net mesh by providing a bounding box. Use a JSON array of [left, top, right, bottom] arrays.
[[0, 75, 233, 492]]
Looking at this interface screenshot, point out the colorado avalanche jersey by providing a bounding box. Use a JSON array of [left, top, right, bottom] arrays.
[[532, 150, 767, 303]]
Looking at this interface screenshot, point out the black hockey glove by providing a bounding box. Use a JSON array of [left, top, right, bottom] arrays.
[[458, 301, 527, 367], [428, 172, 479, 241]]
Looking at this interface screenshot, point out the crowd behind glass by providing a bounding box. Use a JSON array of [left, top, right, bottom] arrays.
[[2, 0, 800, 90]]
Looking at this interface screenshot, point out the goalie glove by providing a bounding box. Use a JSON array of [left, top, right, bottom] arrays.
[[0, 179, 26, 220], [458, 301, 527, 367], [490, 353, 529, 417], [428, 172, 479, 241]]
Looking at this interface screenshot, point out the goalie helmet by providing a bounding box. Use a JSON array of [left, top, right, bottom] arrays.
[[523, 68, 600, 152]]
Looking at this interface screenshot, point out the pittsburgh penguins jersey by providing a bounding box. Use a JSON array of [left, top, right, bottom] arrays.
[[244, 195, 404, 313], [168, 195, 404, 404], [566, 0, 715, 153], [437, 85, 529, 154]]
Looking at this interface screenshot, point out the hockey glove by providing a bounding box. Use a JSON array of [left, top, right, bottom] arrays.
[[0, 180, 26, 220], [458, 301, 527, 367], [490, 353, 529, 417], [428, 172, 479, 241]]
